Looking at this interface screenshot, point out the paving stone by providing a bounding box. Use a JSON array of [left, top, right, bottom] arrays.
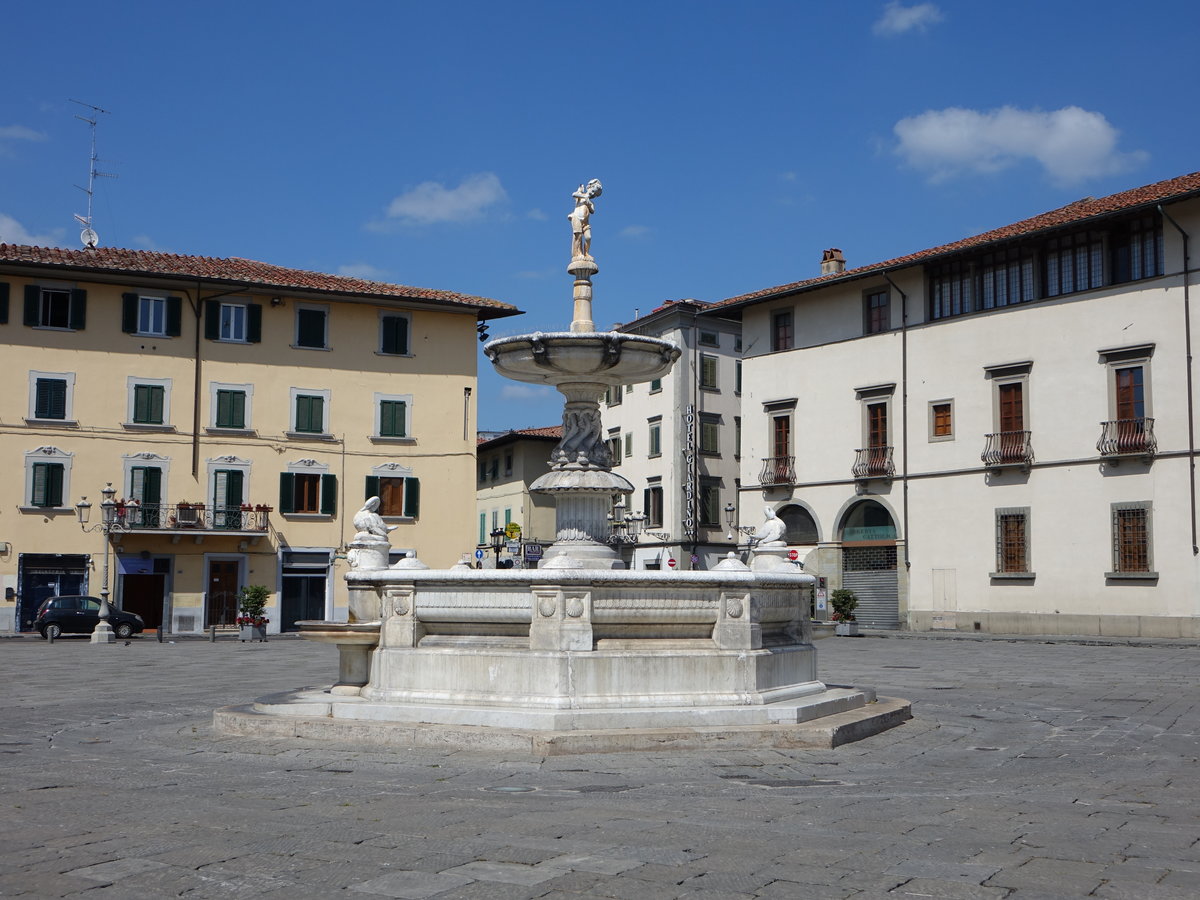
[[348, 869, 476, 898], [887, 877, 1010, 898], [441, 860, 568, 885]]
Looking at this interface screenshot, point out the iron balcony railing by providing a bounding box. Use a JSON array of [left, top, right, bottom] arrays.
[[115, 503, 272, 533], [981, 431, 1034, 467], [1097, 418, 1157, 458], [759, 456, 797, 485], [852, 445, 894, 479]]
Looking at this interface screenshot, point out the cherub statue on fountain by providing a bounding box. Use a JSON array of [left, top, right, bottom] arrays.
[[569, 179, 603, 260]]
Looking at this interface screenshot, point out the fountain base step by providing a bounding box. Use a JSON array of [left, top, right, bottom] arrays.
[[215, 690, 910, 754]]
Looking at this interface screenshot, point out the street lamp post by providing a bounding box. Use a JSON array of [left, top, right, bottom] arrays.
[[76, 483, 128, 645], [489, 528, 507, 565], [724, 502, 758, 547]]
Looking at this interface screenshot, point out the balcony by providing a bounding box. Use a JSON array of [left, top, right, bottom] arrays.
[[116, 503, 273, 536], [759, 456, 796, 486], [852, 446, 894, 480], [1097, 418, 1157, 463], [981, 431, 1034, 470]]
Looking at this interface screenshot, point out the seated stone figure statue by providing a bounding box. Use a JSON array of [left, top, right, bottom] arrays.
[[353, 496, 396, 543], [753, 505, 787, 546]]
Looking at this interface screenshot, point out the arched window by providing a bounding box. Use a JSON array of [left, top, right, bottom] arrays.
[[839, 500, 896, 541], [778, 504, 818, 544]]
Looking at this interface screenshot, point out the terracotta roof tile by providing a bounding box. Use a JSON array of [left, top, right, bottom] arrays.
[[476, 426, 562, 449], [0, 243, 519, 317], [711, 171, 1200, 310]]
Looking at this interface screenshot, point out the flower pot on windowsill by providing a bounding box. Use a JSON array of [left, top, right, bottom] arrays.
[[239, 624, 267, 642], [834, 621, 860, 636]]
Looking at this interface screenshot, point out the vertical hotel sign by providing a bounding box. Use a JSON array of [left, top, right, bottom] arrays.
[[683, 403, 696, 540]]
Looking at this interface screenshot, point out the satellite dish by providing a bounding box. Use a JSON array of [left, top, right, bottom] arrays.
[[80, 227, 99, 248]]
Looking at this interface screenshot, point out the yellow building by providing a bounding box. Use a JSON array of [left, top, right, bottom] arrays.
[[0, 244, 518, 635], [475, 426, 561, 566]]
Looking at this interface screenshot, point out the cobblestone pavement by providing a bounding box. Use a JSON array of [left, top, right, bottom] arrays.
[[1, 633, 1197, 898]]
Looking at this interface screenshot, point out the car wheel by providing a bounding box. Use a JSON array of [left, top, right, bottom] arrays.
[[115, 623, 134, 639], [44, 623, 62, 640]]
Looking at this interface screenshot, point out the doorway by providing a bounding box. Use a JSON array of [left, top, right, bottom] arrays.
[[280, 550, 330, 631], [206, 558, 241, 627], [17, 554, 88, 632]]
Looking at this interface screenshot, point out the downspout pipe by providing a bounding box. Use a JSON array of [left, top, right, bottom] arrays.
[[1158, 204, 1197, 555], [882, 270, 911, 571]]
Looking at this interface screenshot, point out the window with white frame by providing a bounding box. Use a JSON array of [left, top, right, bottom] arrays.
[[367, 463, 420, 518], [210, 382, 254, 431], [220, 304, 246, 341], [122, 293, 182, 337], [24, 446, 73, 509], [699, 354, 719, 390], [280, 459, 337, 516], [28, 371, 76, 423], [648, 417, 662, 458], [126, 377, 172, 427], [373, 393, 413, 440], [123, 453, 170, 528], [699, 413, 721, 456], [644, 480, 664, 528], [204, 299, 261, 343], [24, 285, 85, 330], [290, 388, 331, 436], [207, 457, 251, 528]]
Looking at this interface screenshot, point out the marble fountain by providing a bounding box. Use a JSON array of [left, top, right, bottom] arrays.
[[215, 180, 909, 754]]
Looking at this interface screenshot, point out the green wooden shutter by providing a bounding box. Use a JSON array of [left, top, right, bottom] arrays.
[[68, 289, 86, 330], [217, 469, 244, 509], [216, 389, 246, 429], [295, 395, 322, 432], [364, 475, 380, 500], [36, 379, 67, 419], [166, 296, 182, 336], [320, 474, 337, 516], [32, 463, 64, 508], [381, 315, 409, 354], [204, 300, 220, 339], [279, 473, 295, 514], [0, 282, 9, 323], [404, 478, 420, 518], [133, 385, 164, 424], [246, 303, 262, 343], [24, 285, 39, 325], [122, 293, 138, 333], [143, 467, 162, 505], [380, 400, 406, 437]]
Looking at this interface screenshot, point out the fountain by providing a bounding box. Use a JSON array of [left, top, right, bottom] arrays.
[[215, 181, 910, 753]]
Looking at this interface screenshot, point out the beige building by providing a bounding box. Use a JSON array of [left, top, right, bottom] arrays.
[[0, 244, 517, 634], [475, 426, 560, 566], [709, 172, 1200, 638]]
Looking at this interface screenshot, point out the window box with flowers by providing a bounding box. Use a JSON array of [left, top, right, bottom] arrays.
[[236, 584, 270, 642]]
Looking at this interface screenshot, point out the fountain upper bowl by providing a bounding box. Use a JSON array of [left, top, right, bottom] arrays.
[[484, 331, 681, 387]]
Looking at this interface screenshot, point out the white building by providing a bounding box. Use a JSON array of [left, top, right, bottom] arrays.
[[601, 300, 744, 570], [709, 172, 1200, 638]]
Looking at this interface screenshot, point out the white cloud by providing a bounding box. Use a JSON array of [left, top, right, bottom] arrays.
[[132, 234, 165, 251], [385, 172, 507, 224], [873, 2, 943, 36], [500, 384, 556, 402], [526, 208, 548, 221], [619, 225, 651, 239], [894, 105, 1147, 185], [0, 125, 47, 142], [0, 213, 64, 246], [338, 262, 388, 280]]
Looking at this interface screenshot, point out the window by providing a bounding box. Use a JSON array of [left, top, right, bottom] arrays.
[[290, 388, 330, 436], [648, 418, 662, 458], [479, 512, 486, 545], [998, 382, 1024, 433], [25, 447, 73, 509], [734, 416, 741, 458], [930, 261, 973, 320], [700, 414, 720, 456], [772, 310, 793, 352], [1112, 216, 1163, 284], [295, 305, 329, 349], [127, 377, 171, 427], [699, 478, 721, 527], [994, 508, 1031, 576], [772, 413, 791, 458], [24, 285, 85, 330], [124, 455, 168, 528], [700, 354, 718, 390], [699, 330, 719, 347], [644, 483, 663, 528], [204, 300, 261, 343], [624, 432, 633, 459], [984, 363, 1033, 466], [375, 394, 412, 439], [379, 313, 410, 355], [734, 335, 743, 353], [979, 247, 1036, 309], [606, 385, 622, 406], [649, 378, 662, 393], [864, 289, 890, 334], [211, 465, 247, 529], [489, 457, 499, 479], [607, 428, 622, 465], [867, 402, 888, 448], [929, 400, 954, 441], [122, 293, 182, 337], [366, 475, 420, 518], [504, 452, 513, 476], [1045, 233, 1104, 297], [32, 375, 69, 421], [210, 383, 252, 431], [1114, 366, 1146, 421], [735, 360, 742, 395], [1110, 502, 1154, 575], [280, 469, 337, 516]]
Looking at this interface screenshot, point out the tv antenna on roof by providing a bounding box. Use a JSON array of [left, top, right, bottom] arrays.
[[69, 99, 117, 249]]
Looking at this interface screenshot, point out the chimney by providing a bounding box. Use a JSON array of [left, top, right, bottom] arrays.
[[820, 248, 846, 276]]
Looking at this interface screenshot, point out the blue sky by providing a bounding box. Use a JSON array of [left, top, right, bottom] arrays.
[[3, 1, 1197, 430]]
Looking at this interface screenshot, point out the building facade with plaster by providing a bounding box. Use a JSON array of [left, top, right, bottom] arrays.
[[0, 244, 517, 635], [709, 172, 1200, 637], [475, 426, 560, 566]]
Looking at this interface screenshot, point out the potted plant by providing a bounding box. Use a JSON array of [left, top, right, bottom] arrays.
[[236, 584, 271, 642], [830, 588, 860, 636]]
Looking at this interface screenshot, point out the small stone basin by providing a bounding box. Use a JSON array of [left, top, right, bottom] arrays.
[[484, 332, 680, 387], [297, 621, 380, 695]]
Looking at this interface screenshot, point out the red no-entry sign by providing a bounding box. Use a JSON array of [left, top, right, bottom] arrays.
[[788, 549, 799, 561], [667, 558, 677, 568]]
